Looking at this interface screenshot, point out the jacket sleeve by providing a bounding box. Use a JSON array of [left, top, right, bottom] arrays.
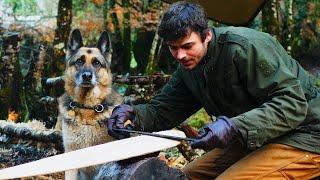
[[132, 68, 202, 132], [231, 36, 308, 150]]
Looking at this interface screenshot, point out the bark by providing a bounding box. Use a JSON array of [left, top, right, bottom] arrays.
[[122, 0, 132, 74], [0, 120, 62, 150], [146, 32, 160, 74], [133, 30, 155, 74], [51, 0, 72, 78], [95, 157, 187, 179], [103, 0, 111, 30], [42, 74, 171, 88], [283, 0, 293, 53], [109, 0, 125, 74], [53, 0, 72, 47], [262, 0, 280, 41], [0, 32, 23, 121]]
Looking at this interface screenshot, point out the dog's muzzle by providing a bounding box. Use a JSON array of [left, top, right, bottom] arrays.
[[77, 71, 96, 87]]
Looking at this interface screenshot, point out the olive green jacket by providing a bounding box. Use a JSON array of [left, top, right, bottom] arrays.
[[133, 27, 320, 153]]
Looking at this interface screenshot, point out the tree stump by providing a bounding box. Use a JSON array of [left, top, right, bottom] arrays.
[[95, 157, 187, 180]]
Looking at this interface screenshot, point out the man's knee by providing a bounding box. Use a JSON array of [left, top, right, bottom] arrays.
[[182, 162, 215, 180]]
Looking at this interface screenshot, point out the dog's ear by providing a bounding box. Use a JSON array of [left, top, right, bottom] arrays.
[[97, 30, 112, 55], [68, 29, 83, 52]]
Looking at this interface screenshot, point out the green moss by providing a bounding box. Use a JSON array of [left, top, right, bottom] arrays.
[[187, 108, 212, 130]]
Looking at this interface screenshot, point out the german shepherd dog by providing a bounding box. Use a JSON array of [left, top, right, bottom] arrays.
[[56, 29, 122, 179]]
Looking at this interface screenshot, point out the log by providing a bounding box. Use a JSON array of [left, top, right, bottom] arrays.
[[0, 120, 62, 150], [1, 32, 23, 120], [41, 74, 171, 88], [95, 157, 187, 180]]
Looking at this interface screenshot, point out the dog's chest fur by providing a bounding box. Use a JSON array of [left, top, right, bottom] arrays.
[[58, 93, 119, 151]]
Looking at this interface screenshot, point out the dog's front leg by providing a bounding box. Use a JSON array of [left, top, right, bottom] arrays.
[[65, 169, 78, 180]]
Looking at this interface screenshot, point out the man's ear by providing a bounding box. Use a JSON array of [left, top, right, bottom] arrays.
[[68, 29, 83, 52], [97, 30, 112, 55], [204, 30, 213, 43]]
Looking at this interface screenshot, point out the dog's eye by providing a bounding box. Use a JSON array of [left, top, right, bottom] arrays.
[[75, 56, 85, 66], [92, 59, 101, 68]]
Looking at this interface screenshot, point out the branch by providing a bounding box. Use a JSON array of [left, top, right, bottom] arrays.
[[0, 120, 62, 149], [41, 74, 171, 88]]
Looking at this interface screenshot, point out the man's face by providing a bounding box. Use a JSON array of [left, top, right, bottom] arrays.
[[167, 30, 212, 70]]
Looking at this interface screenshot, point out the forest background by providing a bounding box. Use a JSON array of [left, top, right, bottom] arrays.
[[0, 0, 319, 129]]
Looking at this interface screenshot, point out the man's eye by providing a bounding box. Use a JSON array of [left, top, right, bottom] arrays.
[[182, 44, 192, 49], [169, 46, 178, 51]]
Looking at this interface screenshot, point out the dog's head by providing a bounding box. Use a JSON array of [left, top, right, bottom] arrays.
[[64, 29, 113, 104], [65, 29, 112, 88]]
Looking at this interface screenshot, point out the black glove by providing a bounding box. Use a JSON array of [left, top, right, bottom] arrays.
[[191, 116, 238, 151], [107, 104, 135, 139]]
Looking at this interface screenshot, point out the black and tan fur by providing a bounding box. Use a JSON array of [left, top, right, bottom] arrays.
[[56, 29, 122, 179]]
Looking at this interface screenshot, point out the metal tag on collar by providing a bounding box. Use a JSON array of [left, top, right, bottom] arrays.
[[69, 101, 76, 109], [94, 104, 104, 113]]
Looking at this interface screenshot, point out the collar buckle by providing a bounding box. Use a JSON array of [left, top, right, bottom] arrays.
[[94, 104, 104, 113], [69, 101, 76, 109]]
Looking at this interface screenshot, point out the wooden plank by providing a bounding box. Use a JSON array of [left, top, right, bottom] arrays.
[[0, 130, 185, 180]]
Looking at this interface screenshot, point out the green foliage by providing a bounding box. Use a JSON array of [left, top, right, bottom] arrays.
[[290, 0, 320, 57], [293, 0, 308, 25], [315, 78, 320, 88], [187, 108, 212, 130], [130, 52, 138, 68], [72, 0, 103, 19], [4, 0, 39, 16]]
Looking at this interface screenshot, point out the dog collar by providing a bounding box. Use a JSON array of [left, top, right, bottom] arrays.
[[67, 100, 111, 113]]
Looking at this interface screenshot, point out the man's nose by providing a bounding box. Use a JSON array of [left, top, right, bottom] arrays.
[[176, 49, 186, 61]]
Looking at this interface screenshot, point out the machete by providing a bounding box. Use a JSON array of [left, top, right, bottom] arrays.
[[113, 128, 196, 142]]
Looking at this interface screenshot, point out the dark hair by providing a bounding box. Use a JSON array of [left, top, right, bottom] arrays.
[[158, 1, 209, 42]]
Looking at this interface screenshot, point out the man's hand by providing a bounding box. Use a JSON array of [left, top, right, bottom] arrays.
[[190, 116, 238, 151], [107, 104, 136, 139]]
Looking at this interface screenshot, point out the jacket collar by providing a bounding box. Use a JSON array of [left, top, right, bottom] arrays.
[[195, 27, 220, 69]]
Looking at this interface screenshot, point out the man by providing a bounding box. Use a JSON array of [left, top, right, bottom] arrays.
[[107, 1, 320, 179]]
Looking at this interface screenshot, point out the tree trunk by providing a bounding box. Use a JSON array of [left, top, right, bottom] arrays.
[[103, 0, 111, 30], [51, 0, 72, 77], [109, 0, 125, 74], [0, 32, 22, 121], [283, 0, 293, 53], [146, 32, 160, 74], [133, 30, 155, 74], [53, 0, 72, 47], [123, 0, 132, 74], [262, 0, 280, 41]]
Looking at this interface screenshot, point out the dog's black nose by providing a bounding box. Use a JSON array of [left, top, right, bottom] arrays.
[[82, 72, 92, 81]]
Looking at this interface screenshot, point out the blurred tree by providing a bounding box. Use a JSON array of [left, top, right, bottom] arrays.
[[261, 0, 281, 41], [122, 0, 132, 74], [0, 33, 23, 121], [53, 0, 72, 47], [108, 0, 125, 74], [52, 0, 72, 74]]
